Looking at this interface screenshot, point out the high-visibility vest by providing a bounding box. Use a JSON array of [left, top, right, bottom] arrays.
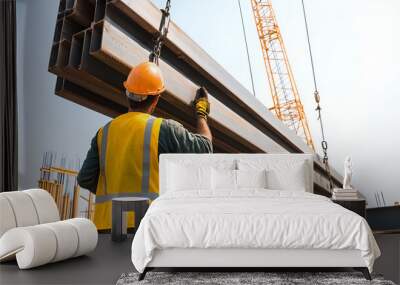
[[94, 112, 163, 230]]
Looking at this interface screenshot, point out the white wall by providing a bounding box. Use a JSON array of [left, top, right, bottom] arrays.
[[16, 0, 109, 190]]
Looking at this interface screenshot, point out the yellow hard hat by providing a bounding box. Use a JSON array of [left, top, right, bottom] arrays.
[[123, 62, 165, 96]]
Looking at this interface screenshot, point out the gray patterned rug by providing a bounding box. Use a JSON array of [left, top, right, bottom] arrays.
[[117, 272, 395, 285]]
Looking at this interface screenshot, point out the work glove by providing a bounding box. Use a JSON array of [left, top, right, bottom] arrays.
[[193, 87, 210, 120]]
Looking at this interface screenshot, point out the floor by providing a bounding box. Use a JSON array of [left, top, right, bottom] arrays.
[[0, 234, 134, 285], [117, 271, 394, 285], [1, 233, 398, 285], [373, 233, 400, 284]]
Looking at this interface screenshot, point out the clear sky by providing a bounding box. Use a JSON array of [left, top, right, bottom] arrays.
[[154, 0, 400, 207]]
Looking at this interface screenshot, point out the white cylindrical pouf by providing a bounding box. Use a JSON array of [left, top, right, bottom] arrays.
[[24, 189, 60, 223], [1, 192, 39, 227], [42, 221, 79, 262], [65, 218, 98, 257], [0, 226, 57, 269], [0, 196, 17, 237]]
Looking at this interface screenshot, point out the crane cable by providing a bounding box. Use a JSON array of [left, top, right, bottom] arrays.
[[301, 0, 334, 191], [238, 0, 256, 96], [149, 0, 172, 65]]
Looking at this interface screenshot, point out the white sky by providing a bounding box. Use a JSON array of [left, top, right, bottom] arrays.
[[154, 0, 400, 207]]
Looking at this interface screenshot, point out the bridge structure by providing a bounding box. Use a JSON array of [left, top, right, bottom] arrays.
[[49, 0, 342, 196]]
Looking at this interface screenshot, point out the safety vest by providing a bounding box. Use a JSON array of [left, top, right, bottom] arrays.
[[94, 112, 163, 230]]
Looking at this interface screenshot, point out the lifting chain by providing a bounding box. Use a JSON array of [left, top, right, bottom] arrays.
[[301, 0, 334, 192], [314, 90, 334, 191], [149, 0, 171, 65]]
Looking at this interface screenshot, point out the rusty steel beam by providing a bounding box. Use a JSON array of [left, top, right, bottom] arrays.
[[83, 32, 250, 153], [65, 0, 75, 10], [94, 0, 107, 23], [49, 38, 119, 104], [65, 0, 95, 27], [55, 77, 246, 154], [76, 30, 125, 100], [58, 0, 66, 13], [50, 22, 252, 153], [90, 20, 130, 74], [50, 24, 254, 152], [49, 27, 126, 108], [53, 17, 83, 44], [55, 77, 125, 117]]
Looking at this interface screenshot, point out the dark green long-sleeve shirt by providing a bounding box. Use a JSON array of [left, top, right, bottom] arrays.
[[77, 119, 213, 193]]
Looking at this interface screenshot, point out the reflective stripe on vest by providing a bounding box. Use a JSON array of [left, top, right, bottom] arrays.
[[96, 117, 158, 204], [141, 117, 155, 195]]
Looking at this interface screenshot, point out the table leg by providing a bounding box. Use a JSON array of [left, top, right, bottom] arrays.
[[134, 202, 149, 233], [112, 202, 124, 241]]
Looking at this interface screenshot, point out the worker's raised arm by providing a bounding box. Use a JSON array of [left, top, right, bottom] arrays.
[[196, 116, 212, 142], [158, 119, 213, 154], [193, 87, 212, 142]]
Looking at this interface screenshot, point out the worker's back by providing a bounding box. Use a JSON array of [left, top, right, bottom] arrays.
[[77, 61, 213, 231], [94, 112, 162, 230]]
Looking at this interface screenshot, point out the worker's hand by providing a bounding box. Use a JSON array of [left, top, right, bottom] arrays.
[[194, 87, 210, 120]]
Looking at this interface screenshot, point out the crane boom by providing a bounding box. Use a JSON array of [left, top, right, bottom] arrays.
[[251, 0, 315, 150]]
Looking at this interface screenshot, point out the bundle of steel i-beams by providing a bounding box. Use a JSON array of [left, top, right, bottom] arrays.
[[48, 0, 342, 195]]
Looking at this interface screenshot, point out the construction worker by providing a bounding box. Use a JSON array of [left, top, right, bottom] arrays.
[[77, 62, 212, 230]]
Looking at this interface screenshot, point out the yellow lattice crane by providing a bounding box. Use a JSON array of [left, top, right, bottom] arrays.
[[250, 0, 315, 150]]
